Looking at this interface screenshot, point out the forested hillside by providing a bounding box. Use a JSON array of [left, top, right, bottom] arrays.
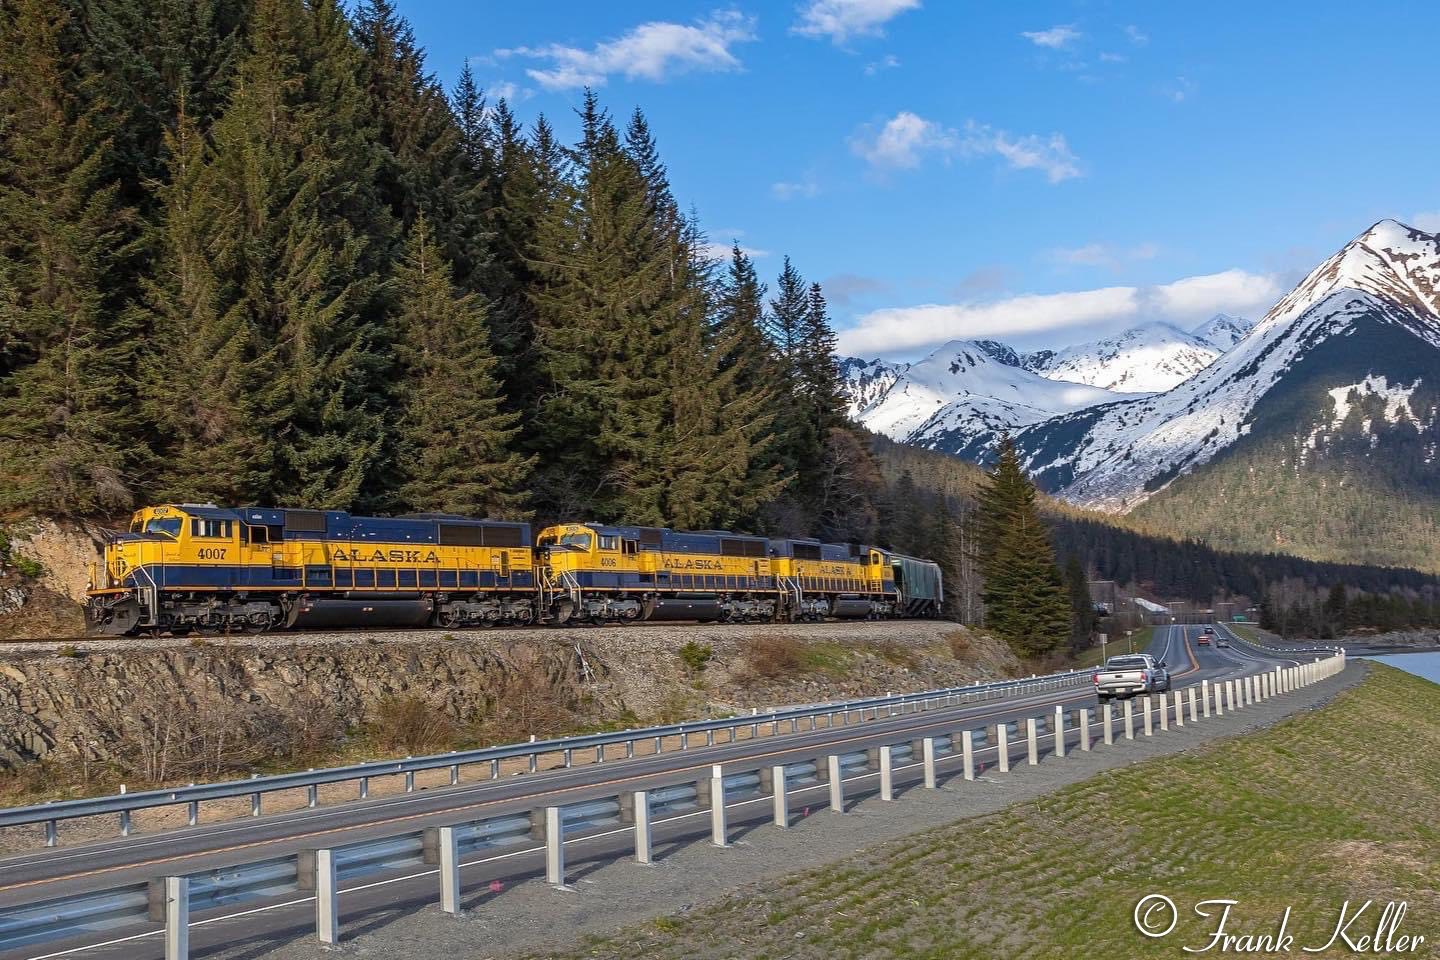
[[3, 0, 1435, 641], [0, 0, 868, 542], [869, 435, 1440, 616]]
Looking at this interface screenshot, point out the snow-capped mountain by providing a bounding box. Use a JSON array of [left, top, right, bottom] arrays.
[[1024, 322, 1223, 393], [1014, 219, 1440, 510], [1191, 313, 1254, 350], [843, 341, 1124, 457], [839, 357, 906, 420]]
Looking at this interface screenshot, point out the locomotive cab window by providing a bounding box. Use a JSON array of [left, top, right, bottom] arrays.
[[144, 517, 182, 539], [598, 535, 618, 551], [622, 539, 638, 555], [191, 519, 232, 538], [243, 525, 269, 545], [558, 532, 592, 551]]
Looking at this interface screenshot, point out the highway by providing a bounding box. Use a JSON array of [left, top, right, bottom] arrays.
[[0, 624, 1308, 960]]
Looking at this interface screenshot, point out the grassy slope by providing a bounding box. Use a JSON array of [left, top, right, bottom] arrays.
[[542, 665, 1438, 959]]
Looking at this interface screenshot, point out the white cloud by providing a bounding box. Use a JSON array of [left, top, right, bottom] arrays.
[[792, 0, 921, 43], [864, 53, 901, 75], [701, 241, 770, 260], [1144, 269, 1282, 319], [851, 113, 1082, 182], [1021, 24, 1081, 49], [485, 81, 533, 103], [772, 174, 821, 199], [496, 11, 756, 90], [1412, 211, 1440, 233], [1050, 242, 1159, 268], [837, 269, 1282, 355], [823, 273, 892, 305], [1098, 51, 1127, 63], [1125, 24, 1149, 45], [962, 122, 1081, 183], [851, 111, 957, 169]]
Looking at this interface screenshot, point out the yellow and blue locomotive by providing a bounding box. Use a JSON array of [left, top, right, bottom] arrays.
[[87, 504, 535, 635], [87, 505, 943, 635]]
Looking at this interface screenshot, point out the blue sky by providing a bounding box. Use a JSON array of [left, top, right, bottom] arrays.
[[400, 0, 1440, 359]]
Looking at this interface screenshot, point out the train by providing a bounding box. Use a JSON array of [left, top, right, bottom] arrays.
[[84, 504, 944, 636]]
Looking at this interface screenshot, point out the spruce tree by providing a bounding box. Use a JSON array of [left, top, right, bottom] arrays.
[[975, 437, 1071, 656], [393, 217, 530, 517], [1065, 554, 1095, 652], [0, 0, 141, 514], [797, 281, 847, 433], [192, 0, 390, 508], [142, 104, 273, 504]]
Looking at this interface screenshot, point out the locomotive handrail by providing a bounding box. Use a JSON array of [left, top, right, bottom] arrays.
[[0, 664, 1094, 831]]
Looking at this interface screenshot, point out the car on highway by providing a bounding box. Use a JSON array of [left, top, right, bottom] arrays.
[[1093, 654, 1171, 702], [1216, 636, 1231, 648], [1198, 626, 1215, 645]]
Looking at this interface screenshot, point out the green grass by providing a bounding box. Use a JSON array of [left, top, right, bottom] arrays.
[[1072, 626, 1154, 670], [533, 664, 1440, 960]]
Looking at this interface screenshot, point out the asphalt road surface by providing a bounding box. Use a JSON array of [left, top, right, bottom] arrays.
[[0, 624, 1311, 960]]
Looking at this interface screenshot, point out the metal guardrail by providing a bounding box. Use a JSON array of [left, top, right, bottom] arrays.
[[0, 649, 1348, 957], [1214, 622, 1342, 657], [0, 666, 1095, 839]]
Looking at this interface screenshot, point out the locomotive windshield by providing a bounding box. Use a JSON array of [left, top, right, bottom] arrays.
[[557, 532, 593, 551], [144, 517, 182, 539]]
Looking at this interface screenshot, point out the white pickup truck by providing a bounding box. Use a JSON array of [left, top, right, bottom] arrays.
[[1093, 654, 1171, 702]]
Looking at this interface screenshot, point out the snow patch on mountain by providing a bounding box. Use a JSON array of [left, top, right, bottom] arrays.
[[1191, 313, 1254, 350], [1305, 375, 1426, 451], [839, 356, 907, 420], [1026, 322, 1222, 393], [847, 341, 1124, 445]]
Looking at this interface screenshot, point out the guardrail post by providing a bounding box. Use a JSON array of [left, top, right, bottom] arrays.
[[1274, 666, 1283, 695], [1173, 691, 1184, 727], [1142, 696, 1153, 736], [544, 806, 568, 887], [996, 723, 1010, 772], [118, 783, 132, 836], [1214, 682, 1225, 716], [1078, 708, 1091, 751], [314, 848, 338, 944], [710, 765, 729, 845], [922, 737, 938, 789], [827, 754, 845, 812], [1102, 703, 1114, 745], [161, 876, 189, 960], [437, 826, 461, 914], [1159, 692, 1169, 731], [633, 790, 653, 864], [250, 774, 262, 816], [1123, 699, 1134, 740], [879, 745, 895, 800], [961, 730, 975, 779], [1026, 718, 1039, 765], [1187, 688, 1198, 723], [1201, 680, 1212, 718], [771, 764, 789, 826], [1053, 706, 1066, 758], [307, 784, 318, 808], [359, 775, 369, 799]]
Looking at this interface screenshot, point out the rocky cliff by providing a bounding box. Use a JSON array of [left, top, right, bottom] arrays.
[[0, 621, 1019, 777]]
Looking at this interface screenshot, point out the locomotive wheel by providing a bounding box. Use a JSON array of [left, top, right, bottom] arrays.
[[242, 614, 273, 635]]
